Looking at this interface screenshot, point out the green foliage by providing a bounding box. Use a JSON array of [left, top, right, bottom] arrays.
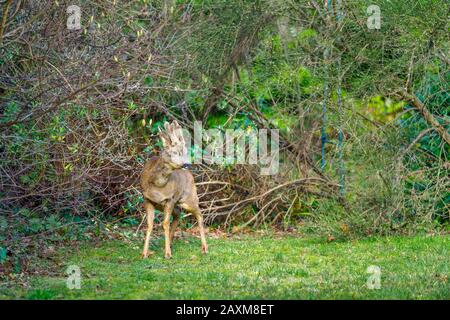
[[143, 76, 154, 87], [364, 96, 405, 123], [26, 289, 57, 300], [176, 0, 269, 80], [1, 101, 21, 123], [122, 191, 144, 215], [398, 72, 450, 222]]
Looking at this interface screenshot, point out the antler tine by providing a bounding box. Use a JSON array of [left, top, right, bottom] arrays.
[[160, 120, 186, 147], [164, 120, 180, 146], [161, 121, 176, 145], [172, 120, 186, 146], [158, 125, 171, 148]]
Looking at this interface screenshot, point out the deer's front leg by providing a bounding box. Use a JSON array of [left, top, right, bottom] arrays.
[[163, 201, 174, 259], [142, 199, 155, 259]]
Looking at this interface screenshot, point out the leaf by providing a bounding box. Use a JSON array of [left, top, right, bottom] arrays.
[[29, 218, 44, 233], [18, 208, 32, 217], [143, 76, 154, 87]]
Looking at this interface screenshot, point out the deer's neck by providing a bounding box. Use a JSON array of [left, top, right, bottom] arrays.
[[151, 157, 174, 187]]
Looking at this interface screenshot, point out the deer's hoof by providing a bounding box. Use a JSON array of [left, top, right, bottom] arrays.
[[202, 245, 208, 255], [164, 252, 172, 259], [142, 250, 155, 259]]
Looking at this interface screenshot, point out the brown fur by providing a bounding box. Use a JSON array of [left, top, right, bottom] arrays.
[[141, 122, 208, 259]]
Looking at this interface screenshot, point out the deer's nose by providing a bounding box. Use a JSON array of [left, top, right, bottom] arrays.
[[182, 163, 191, 169]]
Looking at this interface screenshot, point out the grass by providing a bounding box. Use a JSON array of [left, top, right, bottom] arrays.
[[3, 234, 449, 299]]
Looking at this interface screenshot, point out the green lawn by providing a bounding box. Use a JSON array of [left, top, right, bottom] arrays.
[[5, 234, 450, 299]]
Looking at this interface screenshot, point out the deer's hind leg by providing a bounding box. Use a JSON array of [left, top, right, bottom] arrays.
[[180, 201, 208, 255], [142, 199, 155, 258], [193, 206, 208, 254], [169, 207, 180, 246]]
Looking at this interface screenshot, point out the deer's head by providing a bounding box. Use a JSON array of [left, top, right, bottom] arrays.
[[159, 121, 189, 169]]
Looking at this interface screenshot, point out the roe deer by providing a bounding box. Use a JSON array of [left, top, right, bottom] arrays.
[[140, 120, 208, 259]]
